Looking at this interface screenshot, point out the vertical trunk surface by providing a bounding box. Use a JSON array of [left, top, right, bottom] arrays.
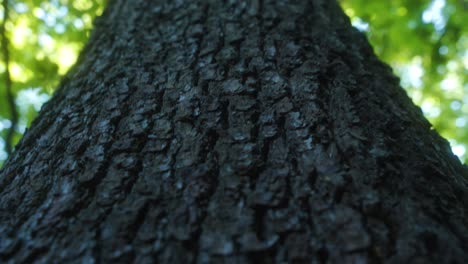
[[1, 0, 467, 263]]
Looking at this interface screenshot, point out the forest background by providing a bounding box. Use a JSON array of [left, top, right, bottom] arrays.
[[0, 0, 466, 166]]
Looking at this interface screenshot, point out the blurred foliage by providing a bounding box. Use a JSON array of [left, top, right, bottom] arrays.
[[340, 0, 467, 163], [0, 0, 466, 166], [0, 0, 104, 164]]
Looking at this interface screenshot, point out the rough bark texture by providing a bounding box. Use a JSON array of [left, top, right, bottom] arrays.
[[1, 0, 467, 263]]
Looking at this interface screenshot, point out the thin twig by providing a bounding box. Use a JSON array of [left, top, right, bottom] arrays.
[[1, 0, 18, 155]]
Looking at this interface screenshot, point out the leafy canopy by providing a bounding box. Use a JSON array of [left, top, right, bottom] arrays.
[[340, 0, 467, 163], [0, 0, 104, 164], [0, 0, 466, 166]]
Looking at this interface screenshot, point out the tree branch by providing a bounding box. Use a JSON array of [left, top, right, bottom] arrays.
[[1, 0, 18, 156]]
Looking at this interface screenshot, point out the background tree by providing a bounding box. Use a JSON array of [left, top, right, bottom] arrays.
[[1, 0, 467, 263]]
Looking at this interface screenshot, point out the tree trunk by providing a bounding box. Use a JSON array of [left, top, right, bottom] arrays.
[[1, 0, 467, 263]]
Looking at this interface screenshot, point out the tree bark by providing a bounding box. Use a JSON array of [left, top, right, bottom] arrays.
[[1, 0, 467, 263]]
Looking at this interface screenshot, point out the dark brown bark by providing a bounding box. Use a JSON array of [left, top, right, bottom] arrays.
[[1, 0, 467, 263]]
